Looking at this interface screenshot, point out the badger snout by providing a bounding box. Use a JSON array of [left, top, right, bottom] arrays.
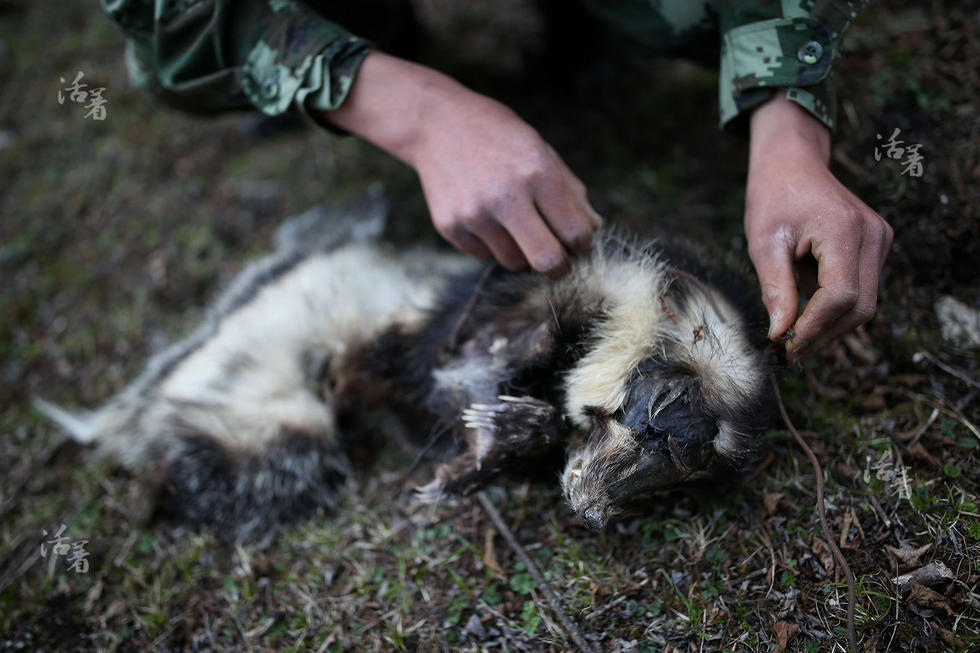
[[581, 507, 607, 531], [565, 448, 684, 531]]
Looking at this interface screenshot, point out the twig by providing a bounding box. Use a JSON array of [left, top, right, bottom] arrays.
[[0, 438, 69, 522], [447, 263, 496, 352], [900, 389, 980, 440], [771, 373, 858, 653], [907, 408, 940, 447], [914, 350, 980, 391], [0, 497, 89, 595], [0, 533, 35, 596], [475, 492, 598, 653], [867, 494, 892, 530], [404, 422, 451, 477]]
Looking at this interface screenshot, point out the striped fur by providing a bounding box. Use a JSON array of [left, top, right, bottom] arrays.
[[38, 204, 770, 539]]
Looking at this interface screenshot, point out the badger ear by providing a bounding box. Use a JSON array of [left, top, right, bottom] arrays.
[[712, 420, 758, 462]]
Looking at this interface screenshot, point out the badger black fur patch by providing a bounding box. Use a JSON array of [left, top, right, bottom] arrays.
[[38, 201, 771, 540]]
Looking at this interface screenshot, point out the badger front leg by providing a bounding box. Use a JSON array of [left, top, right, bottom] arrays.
[[417, 394, 569, 501], [415, 318, 572, 501], [463, 395, 566, 462]]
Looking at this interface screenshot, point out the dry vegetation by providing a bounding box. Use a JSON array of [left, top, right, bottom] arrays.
[[1, 1, 978, 651]]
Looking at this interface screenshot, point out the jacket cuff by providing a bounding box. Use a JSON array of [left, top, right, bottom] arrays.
[[242, 3, 370, 119], [719, 16, 837, 131]]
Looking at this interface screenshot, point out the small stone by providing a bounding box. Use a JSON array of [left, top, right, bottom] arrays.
[[935, 296, 980, 348], [464, 613, 487, 639]]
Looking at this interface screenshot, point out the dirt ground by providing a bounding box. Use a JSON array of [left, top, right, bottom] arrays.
[[1, 1, 978, 651]]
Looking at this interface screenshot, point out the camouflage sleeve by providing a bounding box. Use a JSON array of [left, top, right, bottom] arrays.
[[717, 0, 869, 131], [101, 0, 370, 122]]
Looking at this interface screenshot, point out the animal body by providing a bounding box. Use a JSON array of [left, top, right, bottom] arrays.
[[38, 193, 771, 540]]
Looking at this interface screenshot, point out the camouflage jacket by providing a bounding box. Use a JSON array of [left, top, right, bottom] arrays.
[[102, 0, 866, 131]]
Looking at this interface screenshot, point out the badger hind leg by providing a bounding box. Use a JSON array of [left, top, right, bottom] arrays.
[[162, 427, 350, 542]]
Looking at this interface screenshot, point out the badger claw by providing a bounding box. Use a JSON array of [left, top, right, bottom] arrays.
[[463, 395, 566, 459], [415, 477, 450, 504], [418, 395, 569, 501]]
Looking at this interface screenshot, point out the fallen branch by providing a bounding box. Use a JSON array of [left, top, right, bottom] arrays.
[[771, 372, 858, 653], [476, 491, 598, 653], [914, 349, 980, 391]]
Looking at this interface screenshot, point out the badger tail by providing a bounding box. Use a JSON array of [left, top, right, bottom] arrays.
[[32, 397, 98, 444], [34, 392, 353, 541]]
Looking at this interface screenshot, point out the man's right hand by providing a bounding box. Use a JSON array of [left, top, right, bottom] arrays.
[[322, 51, 601, 277]]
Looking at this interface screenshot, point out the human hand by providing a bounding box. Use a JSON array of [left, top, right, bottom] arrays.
[[322, 52, 601, 276], [409, 92, 600, 276], [745, 95, 893, 361]]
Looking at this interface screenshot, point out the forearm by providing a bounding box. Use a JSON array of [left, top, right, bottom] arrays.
[[320, 52, 445, 163], [320, 51, 518, 168], [749, 94, 831, 172]]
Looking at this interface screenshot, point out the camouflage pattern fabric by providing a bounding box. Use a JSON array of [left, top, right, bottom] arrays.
[[717, 0, 871, 131], [581, 0, 869, 130], [102, 0, 370, 121], [102, 0, 867, 131]]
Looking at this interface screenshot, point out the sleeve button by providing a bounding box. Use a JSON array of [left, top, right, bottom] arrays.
[[262, 79, 279, 99], [797, 40, 823, 65]]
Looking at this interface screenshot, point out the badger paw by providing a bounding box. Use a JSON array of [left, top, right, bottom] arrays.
[[416, 395, 567, 502], [462, 395, 566, 464]]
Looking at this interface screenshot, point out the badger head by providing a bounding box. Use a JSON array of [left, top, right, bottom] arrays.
[[560, 268, 768, 530]]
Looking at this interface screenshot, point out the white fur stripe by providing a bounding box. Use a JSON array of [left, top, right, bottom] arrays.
[[562, 257, 670, 425], [665, 288, 764, 410]]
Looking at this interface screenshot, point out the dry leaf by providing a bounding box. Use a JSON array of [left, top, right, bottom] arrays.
[[930, 620, 966, 648], [839, 510, 854, 549], [908, 582, 954, 615], [588, 579, 611, 603], [763, 491, 783, 516], [891, 374, 926, 387], [907, 442, 941, 467], [834, 462, 857, 482], [859, 386, 888, 411], [99, 599, 127, 624], [810, 536, 835, 574], [774, 620, 799, 651], [780, 495, 801, 513], [482, 527, 504, 579], [884, 543, 932, 566]]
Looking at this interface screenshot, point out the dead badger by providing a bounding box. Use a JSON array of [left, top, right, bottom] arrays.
[[38, 194, 771, 540]]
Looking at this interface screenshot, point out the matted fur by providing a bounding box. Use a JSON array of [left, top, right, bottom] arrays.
[[38, 205, 770, 539]]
